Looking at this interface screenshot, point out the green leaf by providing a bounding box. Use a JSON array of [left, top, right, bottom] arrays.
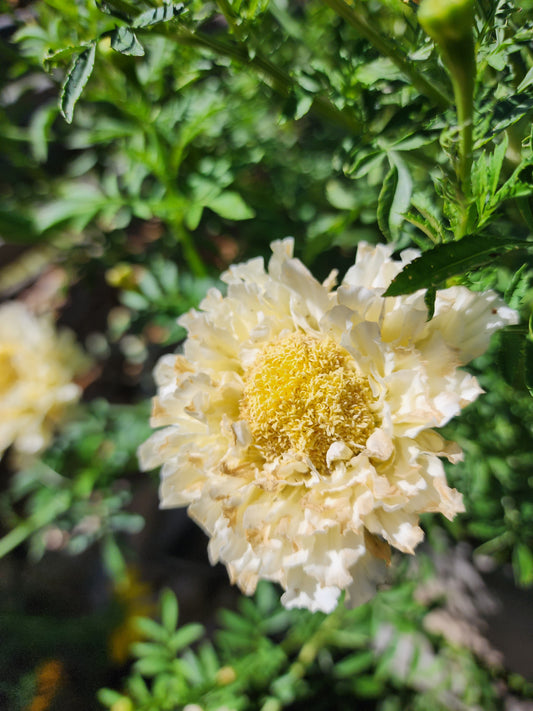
[[326, 180, 359, 211], [483, 93, 533, 143], [377, 165, 398, 242], [102, 534, 127, 580], [0, 209, 39, 244], [498, 329, 531, 393], [518, 65, 533, 93], [488, 136, 508, 198], [135, 617, 169, 644], [404, 194, 448, 244], [496, 159, 533, 205], [513, 542, 533, 586], [160, 588, 179, 633], [384, 235, 527, 296], [44, 44, 89, 72], [97, 688, 125, 707], [184, 203, 204, 231], [350, 151, 386, 179], [132, 3, 186, 28], [169, 623, 205, 653], [139, 271, 164, 301], [28, 102, 58, 164], [505, 264, 530, 309], [97, 0, 134, 22], [389, 155, 412, 238], [33, 184, 116, 232], [525, 337, 533, 398], [424, 287, 436, 320], [334, 651, 374, 678], [120, 290, 150, 311], [60, 42, 97, 123], [352, 674, 384, 698], [134, 656, 168, 676], [110, 27, 145, 56], [128, 674, 151, 702], [205, 191, 255, 221], [218, 608, 256, 634], [151, 257, 179, 294], [377, 155, 412, 242], [130, 642, 170, 660]]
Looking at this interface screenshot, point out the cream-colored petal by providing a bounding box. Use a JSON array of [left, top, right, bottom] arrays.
[[0, 302, 90, 462], [139, 240, 513, 612]]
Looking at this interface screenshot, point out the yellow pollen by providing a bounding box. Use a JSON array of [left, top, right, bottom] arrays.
[[0, 349, 16, 394], [240, 332, 377, 472]]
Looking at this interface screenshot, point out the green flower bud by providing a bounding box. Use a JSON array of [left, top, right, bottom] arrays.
[[418, 0, 474, 44]]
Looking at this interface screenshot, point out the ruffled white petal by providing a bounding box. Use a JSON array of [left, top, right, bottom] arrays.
[[139, 241, 517, 613]]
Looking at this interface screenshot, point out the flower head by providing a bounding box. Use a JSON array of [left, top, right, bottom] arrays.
[[0, 301, 90, 462], [139, 241, 517, 612]]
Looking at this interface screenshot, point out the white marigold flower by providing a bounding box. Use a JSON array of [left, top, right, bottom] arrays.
[[139, 240, 517, 613], [0, 301, 91, 462]]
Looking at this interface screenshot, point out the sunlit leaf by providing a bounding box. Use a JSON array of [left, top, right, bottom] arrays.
[[169, 624, 204, 653], [60, 42, 96, 123], [384, 235, 527, 296], [44, 44, 88, 72], [377, 155, 411, 242], [132, 3, 186, 28], [205, 191, 255, 221], [377, 165, 398, 242], [111, 27, 145, 56]]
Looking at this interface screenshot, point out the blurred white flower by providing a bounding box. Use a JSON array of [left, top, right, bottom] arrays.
[[0, 301, 90, 462], [139, 240, 517, 613]]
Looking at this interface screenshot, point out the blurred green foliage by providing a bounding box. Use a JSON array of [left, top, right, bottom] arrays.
[[98, 576, 521, 711], [443, 343, 533, 587], [0, 400, 151, 561]]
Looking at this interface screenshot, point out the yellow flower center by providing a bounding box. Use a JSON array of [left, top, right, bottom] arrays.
[[240, 331, 377, 472]]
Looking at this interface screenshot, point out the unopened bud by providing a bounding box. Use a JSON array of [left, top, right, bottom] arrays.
[[418, 0, 474, 44]]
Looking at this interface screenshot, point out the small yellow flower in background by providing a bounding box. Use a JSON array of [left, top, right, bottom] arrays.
[[139, 240, 517, 613], [108, 566, 155, 665], [26, 659, 64, 711], [0, 301, 90, 463]]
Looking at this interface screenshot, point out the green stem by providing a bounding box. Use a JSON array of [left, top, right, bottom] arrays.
[[321, 0, 452, 110], [454, 65, 474, 204], [215, 0, 246, 42], [261, 601, 348, 711], [0, 491, 71, 559], [442, 40, 475, 237], [173, 220, 207, 278], [417, 0, 476, 238]]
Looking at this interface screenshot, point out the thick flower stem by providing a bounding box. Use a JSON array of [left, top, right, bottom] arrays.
[[450, 48, 475, 237], [321, 0, 452, 110], [418, 0, 476, 238], [172, 220, 208, 278]]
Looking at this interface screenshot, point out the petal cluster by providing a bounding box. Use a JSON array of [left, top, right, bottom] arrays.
[[0, 302, 90, 462], [139, 241, 517, 612]]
